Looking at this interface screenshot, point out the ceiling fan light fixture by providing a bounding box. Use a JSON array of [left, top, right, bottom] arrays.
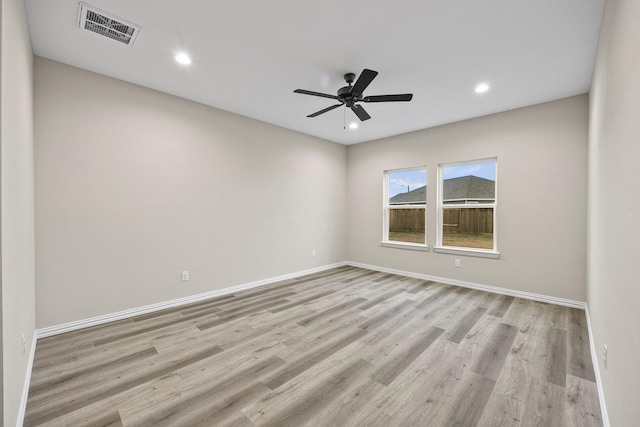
[[475, 83, 490, 93], [175, 52, 192, 65], [349, 122, 359, 129]]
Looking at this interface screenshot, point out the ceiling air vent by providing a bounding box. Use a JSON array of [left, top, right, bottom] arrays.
[[77, 3, 141, 46]]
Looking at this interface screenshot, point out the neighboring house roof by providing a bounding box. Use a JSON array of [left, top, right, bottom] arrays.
[[389, 185, 426, 204], [443, 175, 495, 201], [389, 175, 495, 204]]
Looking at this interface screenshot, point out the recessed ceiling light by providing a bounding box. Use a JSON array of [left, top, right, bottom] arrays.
[[175, 53, 191, 65], [349, 122, 358, 129], [475, 83, 490, 93]]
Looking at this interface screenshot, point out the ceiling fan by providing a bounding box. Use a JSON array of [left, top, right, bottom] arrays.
[[294, 69, 413, 122]]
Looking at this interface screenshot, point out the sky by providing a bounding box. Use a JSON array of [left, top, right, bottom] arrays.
[[443, 160, 496, 180], [388, 160, 495, 198], [388, 169, 426, 198]]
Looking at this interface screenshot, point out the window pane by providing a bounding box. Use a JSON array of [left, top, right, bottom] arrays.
[[441, 159, 496, 250], [389, 208, 426, 243], [386, 168, 426, 244], [442, 207, 493, 249]]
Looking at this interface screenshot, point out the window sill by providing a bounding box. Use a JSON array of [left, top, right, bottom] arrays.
[[433, 246, 500, 259], [381, 241, 429, 251]]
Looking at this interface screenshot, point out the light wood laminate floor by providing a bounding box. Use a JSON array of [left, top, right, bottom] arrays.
[[25, 266, 602, 426]]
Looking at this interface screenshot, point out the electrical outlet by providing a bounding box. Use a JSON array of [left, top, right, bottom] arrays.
[[454, 258, 461, 268], [21, 333, 26, 357], [603, 344, 608, 369], [181, 271, 189, 282], [312, 250, 316, 258]]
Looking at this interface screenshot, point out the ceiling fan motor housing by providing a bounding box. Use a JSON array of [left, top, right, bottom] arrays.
[[344, 72, 356, 84], [338, 86, 363, 103], [337, 86, 351, 98], [338, 86, 363, 107]]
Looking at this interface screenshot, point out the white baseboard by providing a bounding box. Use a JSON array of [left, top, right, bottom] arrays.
[[17, 332, 37, 427], [585, 304, 610, 427], [346, 261, 586, 309], [36, 262, 347, 339]]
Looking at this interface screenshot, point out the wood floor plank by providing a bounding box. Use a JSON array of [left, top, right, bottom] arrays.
[[280, 311, 362, 350], [120, 355, 284, 426], [25, 373, 184, 427], [178, 341, 286, 387], [415, 284, 456, 309], [358, 288, 406, 310], [372, 273, 395, 283], [269, 289, 336, 314], [25, 346, 224, 426], [29, 346, 158, 396], [504, 299, 555, 336], [386, 349, 468, 425], [34, 318, 136, 349], [30, 337, 153, 381], [565, 374, 603, 427], [340, 269, 380, 283], [196, 298, 293, 330], [188, 381, 270, 426], [488, 295, 515, 318], [263, 327, 367, 390], [296, 297, 367, 327], [217, 413, 256, 427], [448, 370, 497, 426], [567, 309, 596, 382], [470, 322, 518, 381], [477, 389, 527, 427], [446, 305, 488, 343], [212, 291, 298, 317], [147, 340, 287, 427], [356, 299, 416, 331], [313, 376, 386, 426], [250, 358, 373, 427], [489, 329, 539, 404], [358, 303, 430, 348], [93, 310, 219, 346], [351, 409, 396, 427], [371, 326, 444, 386], [521, 378, 566, 427], [545, 327, 568, 387], [406, 280, 435, 294], [24, 267, 602, 427]]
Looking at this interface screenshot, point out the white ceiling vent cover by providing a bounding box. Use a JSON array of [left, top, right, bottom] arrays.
[[77, 3, 141, 46]]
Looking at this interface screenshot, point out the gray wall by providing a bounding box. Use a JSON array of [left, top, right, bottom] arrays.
[[588, 0, 640, 424], [347, 95, 589, 302], [1, 0, 36, 424], [34, 58, 347, 329]]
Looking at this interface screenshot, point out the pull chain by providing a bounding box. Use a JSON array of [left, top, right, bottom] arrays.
[[343, 105, 346, 130]]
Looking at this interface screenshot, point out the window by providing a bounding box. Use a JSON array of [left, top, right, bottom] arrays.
[[437, 159, 497, 254], [383, 167, 427, 248]]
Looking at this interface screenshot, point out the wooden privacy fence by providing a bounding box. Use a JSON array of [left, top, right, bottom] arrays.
[[389, 209, 425, 232], [389, 207, 493, 233], [443, 208, 493, 234]]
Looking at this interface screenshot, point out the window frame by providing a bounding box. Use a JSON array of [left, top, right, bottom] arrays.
[[435, 158, 499, 258], [381, 166, 428, 251]]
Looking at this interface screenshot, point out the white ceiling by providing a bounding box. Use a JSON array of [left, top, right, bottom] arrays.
[[25, 0, 604, 145]]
